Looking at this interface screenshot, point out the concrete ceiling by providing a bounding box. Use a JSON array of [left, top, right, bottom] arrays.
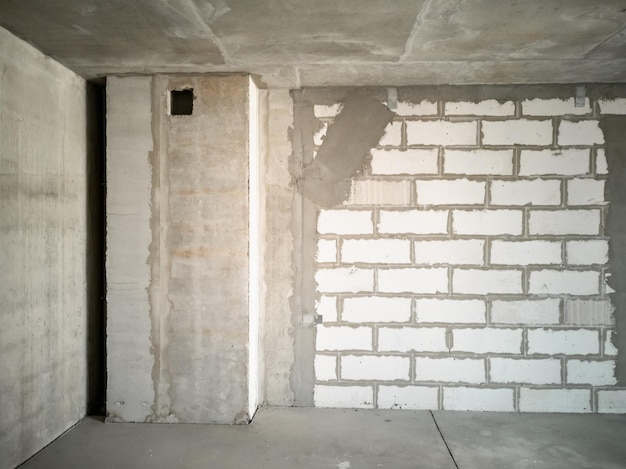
[[2, 0, 626, 87]]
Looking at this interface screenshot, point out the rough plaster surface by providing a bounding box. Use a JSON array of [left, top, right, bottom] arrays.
[[106, 75, 253, 424], [2, 2, 626, 86], [601, 116, 626, 384], [0, 27, 88, 469]]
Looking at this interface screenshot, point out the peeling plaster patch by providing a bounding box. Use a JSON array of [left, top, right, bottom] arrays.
[[599, 116, 626, 385], [297, 94, 394, 207]]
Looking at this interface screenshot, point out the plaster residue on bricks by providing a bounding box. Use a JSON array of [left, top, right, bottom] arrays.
[[297, 93, 395, 207]]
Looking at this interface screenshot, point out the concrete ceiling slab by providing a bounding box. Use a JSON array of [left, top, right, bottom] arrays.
[[1, 0, 625, 87]]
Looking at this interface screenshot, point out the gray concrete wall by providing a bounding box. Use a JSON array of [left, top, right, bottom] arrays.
[[106, 75, 253, 424], [0, 27, 89, 468]]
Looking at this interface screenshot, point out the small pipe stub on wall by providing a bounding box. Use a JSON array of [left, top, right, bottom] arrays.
[[575, 86, 586, 108], [387, 87, 398, 110]]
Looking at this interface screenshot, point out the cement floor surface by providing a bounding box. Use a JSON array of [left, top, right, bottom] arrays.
[[18, 407, 626, 469]]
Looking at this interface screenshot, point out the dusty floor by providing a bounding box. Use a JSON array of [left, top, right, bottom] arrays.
[[18, 407, 626, 469]]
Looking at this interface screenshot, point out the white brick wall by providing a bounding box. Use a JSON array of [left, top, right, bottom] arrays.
[[371, 149, 438, 175], [566, 360, 616, 385], [529, 210, 600, 235], [444, 149, 513, 175], [416, 298, 486, 324], [378, 210, 448, 234], [490, 358, 561, 385], [445, 100, 515, 116], [378, 268, 448, 294], [519, 388, 591, 413], [414, 240, 484, 265], [451, 328, 522, 354], [341, 355, 410, 381], [416, 179, 485, 206], [416, 357, 485, 383], [482, 119, 552, 146], [453, 209, 522, 235], [377, 385, 438, 410], [527, 329, 600, 355], [528, 270, 600, 295], [491, 299, 561, 325], [342, 296, 411, 323], [341, 239, 411, 264], [453, 269, 522, 295], [490, 180, 561, 206], [406, 120, 477, 146], [444, 387, 515, 411], [378, 327, 448, 352], [519, 149, 590, 176], [491, 240, 561, 265], [310, 92, 617, 414]]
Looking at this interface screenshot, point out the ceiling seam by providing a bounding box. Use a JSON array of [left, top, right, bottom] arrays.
[[399, 0, 435, 62]]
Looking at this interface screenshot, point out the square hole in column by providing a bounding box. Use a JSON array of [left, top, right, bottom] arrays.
[[170, 89, 194, 115]]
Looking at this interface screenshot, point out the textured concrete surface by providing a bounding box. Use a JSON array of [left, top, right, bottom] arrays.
[[0, 25, 89, 469], [1, 2, 626, 86], [18, 407, 626, 469]]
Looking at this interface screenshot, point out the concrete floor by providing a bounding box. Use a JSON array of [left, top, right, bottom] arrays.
[[18, 407, 626, 469]]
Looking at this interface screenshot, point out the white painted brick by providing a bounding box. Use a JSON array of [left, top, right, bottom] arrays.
[[490, 358, 561, 385], [453, 209, 523, 235], [605, 331, 618, 356], [377, 385, 439, 410], [522, 98, 591, 116], [491, 240, 561, 265], [416, 299, 486, 324], [490, 179, 561, 206], [316, 325, 372, 351], [314, 385, 373, 409], [444, 149, 513, 176], [482, 119, 552, 146], [315, 267, 374, 293], [378, 210, 448, 235], [318, 210, 373, 235], [529, 209, 600, 235], [341, 239, 411, 264], [415, 357, 485, 383], [316, 295, 338, 323], [316, 239, 337, 263], [567, 179, 606, 205], [406, 120, 477, 146], [315, 355, 337, 381], [491, 299, 560, 325], [370, 149, 438, 175], [414, 240, 485, 265], [314, 103, 342, 118], [444, 387, 515, 412], [347, 180, 411, 206], [519, 388, 591, 413], [598, 98, 626, 115], [566, 240, 608, 265], [445, 100, 515, 116], [564, 299, 613, 326], [558, 120, 604, 145], [597, 390, 626, 413], [378, 268, 448, 294], [453, 269, 523, 295], [529, 270, 600, 295], [451, 328, 522, 354], [566, 360, 616, 385], [342, 296, 412, 323], [313, 122, 327, 145], [395, 100, 438, 117], [341, 355, 410, 381], [527, 329, 600, 355], [416, 179, 485, 206], [596, 149, 608, 175], [378, 327, 448, 352], [379, 121, 402, 146], [519, 149, 590, 176]]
